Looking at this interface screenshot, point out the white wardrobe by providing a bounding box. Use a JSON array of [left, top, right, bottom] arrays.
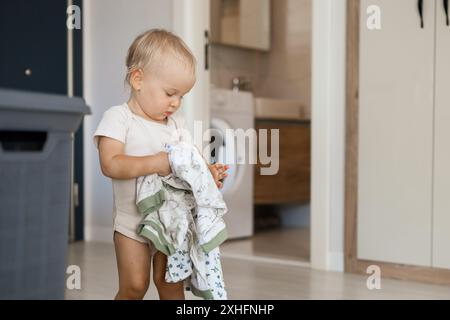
[[357, 0, 450, 269]]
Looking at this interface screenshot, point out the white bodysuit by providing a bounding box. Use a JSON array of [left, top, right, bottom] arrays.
[[93, 102, 187, 245]]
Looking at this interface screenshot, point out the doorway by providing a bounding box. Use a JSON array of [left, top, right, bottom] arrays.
[[173, 0, 348, 271], [207, 0, 312, 264]]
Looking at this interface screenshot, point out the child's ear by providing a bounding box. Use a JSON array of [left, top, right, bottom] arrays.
[[130, 69, 144, 91]]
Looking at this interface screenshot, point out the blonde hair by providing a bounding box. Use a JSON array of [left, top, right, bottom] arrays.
[[125, 29, 196, 87]]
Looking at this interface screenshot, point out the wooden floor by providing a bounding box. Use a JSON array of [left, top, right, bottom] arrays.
[[65, 239, 450, 300]]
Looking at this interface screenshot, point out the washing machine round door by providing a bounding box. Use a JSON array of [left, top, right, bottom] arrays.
[[210, 117, 241, 195]]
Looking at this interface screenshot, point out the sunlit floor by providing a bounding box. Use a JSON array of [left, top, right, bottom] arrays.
[[65, 239, 450, 300], [221, 227, 310, 263]]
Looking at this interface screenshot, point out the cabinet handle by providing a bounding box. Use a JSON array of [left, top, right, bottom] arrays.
[[444, 0, 450, 26], [418, 0, 424, 28]]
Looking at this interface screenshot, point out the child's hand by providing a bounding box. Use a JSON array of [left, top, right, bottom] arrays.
[[155, 151, 172, 176], [208, 163, 229, 189]]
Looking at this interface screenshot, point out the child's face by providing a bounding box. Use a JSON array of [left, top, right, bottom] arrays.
[[134, 57, 195, 122]]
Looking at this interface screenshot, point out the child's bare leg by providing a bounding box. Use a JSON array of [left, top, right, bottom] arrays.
[[152, 251, 185, 300], [113, 231, 152, 300]]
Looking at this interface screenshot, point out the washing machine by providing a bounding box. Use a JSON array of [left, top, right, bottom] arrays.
[[209, 88, 254, 239]]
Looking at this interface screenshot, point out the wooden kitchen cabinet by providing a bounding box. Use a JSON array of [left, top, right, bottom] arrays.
[[254, 120, 310, 204]]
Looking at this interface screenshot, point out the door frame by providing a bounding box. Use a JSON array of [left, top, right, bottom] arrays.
[[344, 0, 450, 285], [172, 0, 210, 147], [71, 0, 84, 241], [176, 0, 350, 272]]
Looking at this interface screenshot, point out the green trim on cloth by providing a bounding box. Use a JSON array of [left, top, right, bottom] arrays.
[[188, 284, 214, 300], [137, 220, 177, 256], [137, 226, 171, 256], [201, 228, 228, 253], [136, 188, 165, 215], [147, 220, 176, 255]]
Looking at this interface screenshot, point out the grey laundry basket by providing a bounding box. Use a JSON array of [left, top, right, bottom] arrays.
[[0, 88, 90, 299]]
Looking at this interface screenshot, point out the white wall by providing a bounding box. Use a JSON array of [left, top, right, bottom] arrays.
[[83, 0, 173, 242], [310, 0, 347, 271]]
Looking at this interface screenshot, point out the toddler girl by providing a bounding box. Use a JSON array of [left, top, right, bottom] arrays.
[[93, 29, 228, 300]]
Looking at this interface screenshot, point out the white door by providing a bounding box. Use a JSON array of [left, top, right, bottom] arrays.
[[357, 0, 436, 266], [432, 0, 450, 269]]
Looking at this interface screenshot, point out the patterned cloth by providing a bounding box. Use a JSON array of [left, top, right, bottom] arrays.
[[136, 141, 228, 299]]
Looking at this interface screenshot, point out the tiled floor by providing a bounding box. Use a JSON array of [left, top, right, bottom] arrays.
[[65, 238, 450, 300]]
